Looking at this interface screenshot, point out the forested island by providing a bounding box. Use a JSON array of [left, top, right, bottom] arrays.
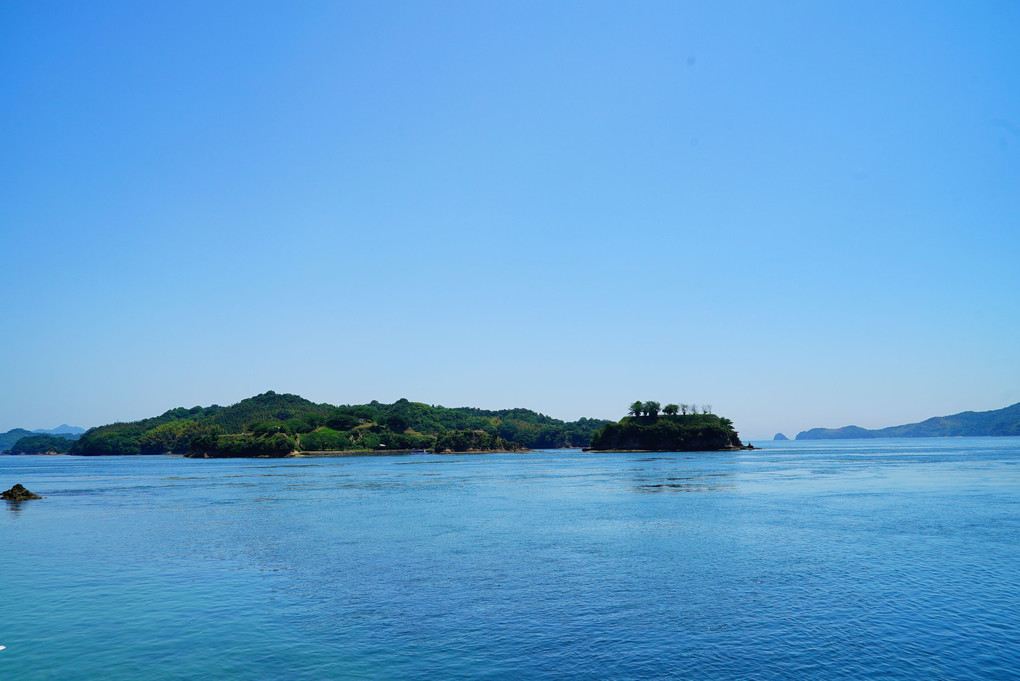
[[796, 402, 1020, 439], [24, 392, 609, 458], [6, 434, 77, 455], [1, 426, 83, 455], [588, 401, 749, 451], [3, 395, 756, 457]]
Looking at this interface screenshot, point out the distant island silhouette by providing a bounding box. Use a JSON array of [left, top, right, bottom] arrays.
[[796, 402, 1020, 439]]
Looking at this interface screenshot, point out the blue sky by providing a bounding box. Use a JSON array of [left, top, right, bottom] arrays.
[[2, 1, 1018, 440]]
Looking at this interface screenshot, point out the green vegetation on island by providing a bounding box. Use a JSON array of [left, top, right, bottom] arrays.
[[2, 426, 82, 454], [796, 402, 1020, 439], [0, 429, 35, 452], [62, 392, 609, 457], [7, 434, 76, 455], [588, 401, 747, 451]]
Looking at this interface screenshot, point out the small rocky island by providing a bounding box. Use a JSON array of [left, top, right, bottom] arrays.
[[3, 483, 42, 500], [587, 401, 751, 452]]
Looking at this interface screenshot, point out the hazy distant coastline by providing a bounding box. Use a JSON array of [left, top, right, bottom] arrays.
[[796, 403, 1020, 440]]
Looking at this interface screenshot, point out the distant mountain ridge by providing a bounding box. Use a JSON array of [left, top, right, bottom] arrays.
[[34, 424, 86, 435], [796, 402, 1020, 440]]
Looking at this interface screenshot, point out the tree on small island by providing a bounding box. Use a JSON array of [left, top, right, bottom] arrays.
[[586, 400, 750, 451]]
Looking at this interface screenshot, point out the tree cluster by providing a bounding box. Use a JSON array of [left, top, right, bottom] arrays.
[[7, 434, 75, 455], [433, 430, 525, 454], [2, 428, 79, 452], [628, 401, 712, 417], [590, 412, 741, 451], [189, 432, 296, 458]]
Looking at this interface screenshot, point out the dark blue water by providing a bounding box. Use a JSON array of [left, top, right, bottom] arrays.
[[3, 439, 1020, 680]]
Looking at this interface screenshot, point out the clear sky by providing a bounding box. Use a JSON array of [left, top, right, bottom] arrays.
[[2, 1, 1018, 440]]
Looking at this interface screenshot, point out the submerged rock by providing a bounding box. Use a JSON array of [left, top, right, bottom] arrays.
[[2, 484, 42, 501]]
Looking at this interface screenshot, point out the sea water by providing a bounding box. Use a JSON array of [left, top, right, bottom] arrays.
[[2, 438, 1019, 680]]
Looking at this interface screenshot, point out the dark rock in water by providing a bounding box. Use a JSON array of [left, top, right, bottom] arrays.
[[2, 484, 42, 501], [773, 433, 789, 441]]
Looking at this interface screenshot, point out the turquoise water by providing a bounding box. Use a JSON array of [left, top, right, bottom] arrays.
[[3, 438, 1020, 680]]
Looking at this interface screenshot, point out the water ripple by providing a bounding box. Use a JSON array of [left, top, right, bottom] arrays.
[[2, 441, 1019, 679]]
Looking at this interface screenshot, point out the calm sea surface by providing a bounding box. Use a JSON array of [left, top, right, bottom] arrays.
[[2, 438, 1019, 680]]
